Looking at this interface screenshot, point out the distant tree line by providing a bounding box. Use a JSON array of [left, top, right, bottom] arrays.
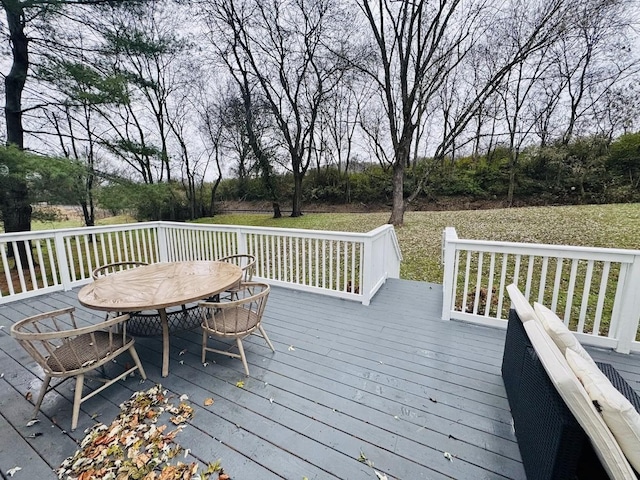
[[1, 0, 639, 237], [91, 131, 640, 220]]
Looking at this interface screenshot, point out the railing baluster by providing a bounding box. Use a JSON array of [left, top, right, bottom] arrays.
[[36, 240, 47, 288], [577, 260, 595, 334], [496, 253, 508, 319], [462, 251, 471, 313], [593, 262, 611, 336], [564, 259, 579, 325], [538, 256, 549, 304], [1, 243, 15, 295], [551, 258, 563, 311], [486, 253, 496, 317], [473, 252, 483, 315], [524, 255, 534, 300]]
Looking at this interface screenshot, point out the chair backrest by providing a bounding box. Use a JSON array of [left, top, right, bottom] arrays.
[[200, 282, 270, 336], [10, 307, 131, 376], [92, 261, 149, 280], [218, 254, 256, 282]]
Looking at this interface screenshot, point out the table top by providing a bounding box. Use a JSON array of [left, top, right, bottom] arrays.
[[78, 261, 243, 311]]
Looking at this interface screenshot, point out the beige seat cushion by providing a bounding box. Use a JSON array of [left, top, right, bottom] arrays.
[[46, 332, 127, 373], [205, 307, 259, 334], [566, 349, 640, 473], [533, 302, 598, 369], [523, 320, 636, 479]]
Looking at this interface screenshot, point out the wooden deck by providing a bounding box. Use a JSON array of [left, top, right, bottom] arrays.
[[1, 279, 639, 479]]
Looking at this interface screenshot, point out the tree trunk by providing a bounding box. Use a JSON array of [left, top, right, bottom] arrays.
[[388, 161, 406, 226], [272, 202, 282, 219], [4, 7, 27, 149], [291, 172, 303, 217], [209, 176, 222, 216], [80, 201, 95, 227], [2, 180, 32, 262], [2, 5, 32, 245], [507, 167, 516, 207]]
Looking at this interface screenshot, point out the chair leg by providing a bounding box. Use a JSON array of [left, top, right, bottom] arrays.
[[128, 346, 147, 380], [71, 374, 85, 431], [236, 338, 250, 376], [258, 325, 275, 352], [32, 375, 51, 418], [202, 330, 208, 364]]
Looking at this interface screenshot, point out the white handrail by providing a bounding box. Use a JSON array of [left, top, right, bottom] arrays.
[[441, 227, 640, 354], [0, 221, 402, 306]]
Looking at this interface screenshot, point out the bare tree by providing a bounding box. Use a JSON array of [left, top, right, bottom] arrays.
[[201, 0, 349, 217], [496, 46, 554, 205], [356, 0, 492, 225], [554, 0, 637, 144], [357, 0, 591, 224]]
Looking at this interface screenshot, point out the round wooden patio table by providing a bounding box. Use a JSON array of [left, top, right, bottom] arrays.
[[78, 261, 242, 377]]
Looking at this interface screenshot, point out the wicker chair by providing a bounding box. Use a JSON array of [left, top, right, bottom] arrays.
[[199, 282, 274, 376], [91, 261, 148, 280], [216, 254, 256, 300], [10, 307, 146, 431]]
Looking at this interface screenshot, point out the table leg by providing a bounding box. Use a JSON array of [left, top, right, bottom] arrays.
[[159, 308, 170, 377]]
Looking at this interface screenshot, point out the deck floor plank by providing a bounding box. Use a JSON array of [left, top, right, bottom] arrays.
[[2, 278, 639, 479]]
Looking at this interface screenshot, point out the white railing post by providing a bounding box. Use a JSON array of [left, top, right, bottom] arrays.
[[53, 231, 72, 291], [441, 227, 458, 321], [156, 224, 169, 262], [361, 236, 374, 306], [237, 229, 248, 255], [613, 254, 640, 354], [386, 227, 401, 279]]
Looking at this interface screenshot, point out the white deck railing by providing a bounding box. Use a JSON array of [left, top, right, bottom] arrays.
[[442, 227, 640, 354], [0, 221, 402, 306]]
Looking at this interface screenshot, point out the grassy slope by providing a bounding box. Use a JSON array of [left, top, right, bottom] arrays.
[[28, 204, 638, 284], [194, 203, 640, 283]]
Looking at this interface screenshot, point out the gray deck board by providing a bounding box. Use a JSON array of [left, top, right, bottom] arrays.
[[1, 278, 639, 479]]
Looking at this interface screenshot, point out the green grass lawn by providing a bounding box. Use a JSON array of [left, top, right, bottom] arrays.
[[24, 203, 640, 284], [194, 203, 640, 283]]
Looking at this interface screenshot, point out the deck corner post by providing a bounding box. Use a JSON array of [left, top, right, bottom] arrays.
[[236, 230, 248, 255], [53, 231, 72, 290], [613, 254, 640, 354], [361, 236, 374, 306], [156, 224, 169, 262], [441, 227, 458, 321]]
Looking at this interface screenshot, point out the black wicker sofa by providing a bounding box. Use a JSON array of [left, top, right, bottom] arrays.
[[502, 306, 640, 480]]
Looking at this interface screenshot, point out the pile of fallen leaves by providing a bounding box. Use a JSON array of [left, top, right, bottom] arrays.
[[57, 384, 229, 480]]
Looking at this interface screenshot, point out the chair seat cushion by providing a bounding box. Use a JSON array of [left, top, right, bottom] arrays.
[[46, 332, 128, 373], [205, 308, 259, 334]]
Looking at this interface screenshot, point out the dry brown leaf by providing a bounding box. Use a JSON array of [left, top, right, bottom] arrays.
[[204, 398, 214, 407], [78, 470, 95, 480], [57, 385, 224, 480], [158, 465, 177, 480], [25, 391, 33, 401], [94, 434, 116, 446], [135, 452, 152, 468]]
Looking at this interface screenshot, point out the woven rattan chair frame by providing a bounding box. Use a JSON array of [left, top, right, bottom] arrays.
[[91, 261, 149, 280], [216, 254, 256, 300], [199, 282, 274, 376], [10, 307, 147, 431]]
